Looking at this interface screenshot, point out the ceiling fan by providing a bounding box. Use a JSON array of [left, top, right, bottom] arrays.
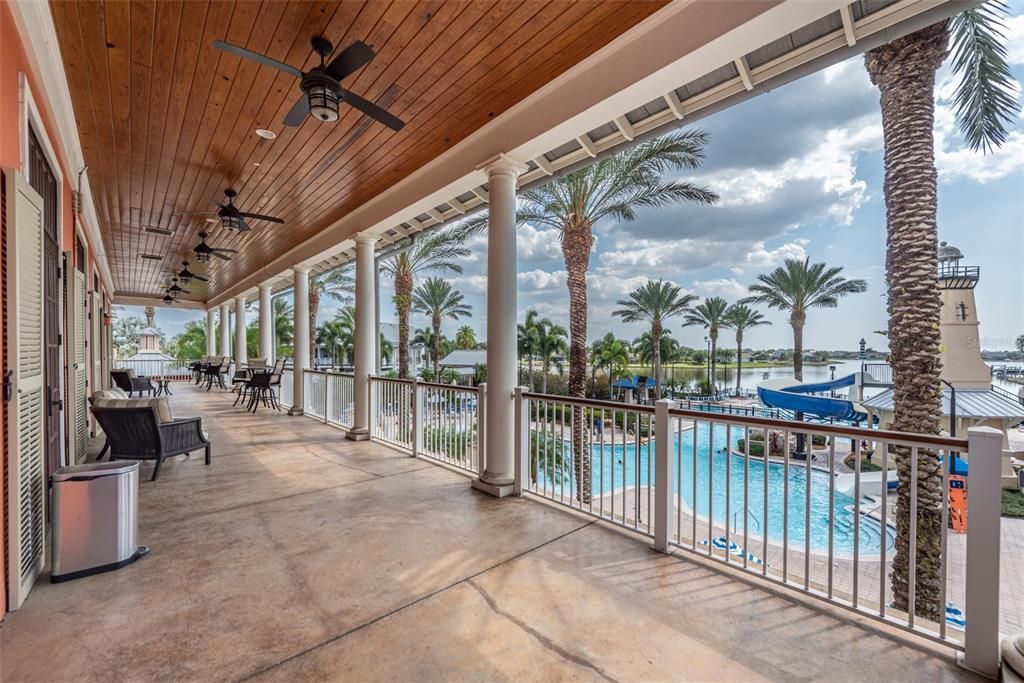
[[172, 260, 208, 285], [193, 231, 238, 263], [176, 188, 283, 232], [167, 277, 191, 297], [212, 36, 405, 131]]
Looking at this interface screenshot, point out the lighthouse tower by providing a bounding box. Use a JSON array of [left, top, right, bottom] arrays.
[[937, 241, 991, 389]]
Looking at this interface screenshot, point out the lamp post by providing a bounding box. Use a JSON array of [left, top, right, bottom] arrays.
[[859, 337, 866, 371]]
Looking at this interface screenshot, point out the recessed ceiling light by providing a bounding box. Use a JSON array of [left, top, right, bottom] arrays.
[[255, 128, 276, 139], [205, 217, 218, 223], [253, 162, 261, 168]]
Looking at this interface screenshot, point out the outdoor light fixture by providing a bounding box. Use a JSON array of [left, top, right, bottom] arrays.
[[306, 80, 340, 122], [222, 214, 243, 231], [178, 273, 192, 285], [162, 294, 174, 305], [196, 251, 211, 264]]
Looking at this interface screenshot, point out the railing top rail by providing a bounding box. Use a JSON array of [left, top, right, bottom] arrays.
[[418, 380, 479, 392], [369, 375, 414, 386], [522, 391, 656, 415], [665, 404, 969, 449]]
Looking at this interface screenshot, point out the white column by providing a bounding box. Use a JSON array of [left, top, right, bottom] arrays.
[[219, 302, 231, 358], [259, 283, 274, 364], [234, 295, 248, 368], [206, 309, 216, 356], [473, 155, 526, 498], [290, 265, 310, 415], [348, 234, 377, 440]]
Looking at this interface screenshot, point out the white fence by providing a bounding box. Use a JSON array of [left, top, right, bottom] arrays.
[[280, 368, 1003, 676], [512, 390, 1003, 675], [114, 358, 191, 380]]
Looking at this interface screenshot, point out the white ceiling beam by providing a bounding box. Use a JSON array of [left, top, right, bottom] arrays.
[[533, 155, 555, 175], [426, 208, 446, 224], [613, 116, 636, 141], [447, 198, 467, 214], [470, 186, 489, 203], [576, 134, 598, 158], [663, 91, 685, 119], [734, 56, 754, 91], [839, 4, 857, 46]]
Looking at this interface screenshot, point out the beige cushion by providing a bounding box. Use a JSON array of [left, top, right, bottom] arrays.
[[94, 388, 129, 400], [127, 369, 138, 379], [93, 396, 173, 424]]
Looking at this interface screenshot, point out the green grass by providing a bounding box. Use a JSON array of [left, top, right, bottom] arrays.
[[844, 453, 883, 473], [1002, 490, 1024, 518]]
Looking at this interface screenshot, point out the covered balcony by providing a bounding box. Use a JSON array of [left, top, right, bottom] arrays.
[[0, 384, 993, 681], [1, 0, 1020, 680]]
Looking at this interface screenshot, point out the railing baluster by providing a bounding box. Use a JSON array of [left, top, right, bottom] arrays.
[[908, 446, 918, 629]]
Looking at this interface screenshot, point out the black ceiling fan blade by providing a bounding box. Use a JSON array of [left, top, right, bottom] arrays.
[[174, 210, 217, 215], [325, 41, 375, 81], [192, 274, 210, 282], [235, 217, 251, 232], [213, 247, 239, 253], [212, 40, 303, 78], [238, 211, 284, 223], [342, 91, 405, 131], [213, 252, 233, 261], [283, 94, 310, 127]]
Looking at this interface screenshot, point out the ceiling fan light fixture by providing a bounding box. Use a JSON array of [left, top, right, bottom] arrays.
[[196, 252, 211, 263], [308, 84, 340, 122], [163, 294, 175, 305], [222, 215, 243, 231]]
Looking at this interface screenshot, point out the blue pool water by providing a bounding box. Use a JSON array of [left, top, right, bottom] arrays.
[[574, 423, 895, 555]]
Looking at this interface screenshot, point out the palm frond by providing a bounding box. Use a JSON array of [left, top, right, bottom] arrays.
[[949, 2, 1021, 153]]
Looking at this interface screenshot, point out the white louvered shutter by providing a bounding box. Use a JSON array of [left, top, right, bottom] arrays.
[[65, 267, 88, 463], [6, 171, 46, 609], [91, 290, 103, 436]]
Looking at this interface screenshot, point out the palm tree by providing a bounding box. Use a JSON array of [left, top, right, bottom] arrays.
[[379, 333, 393, 367], [412, 278, 472, 378], [1017, 334, 1024, 360], [272, 297, 294, 359], [613, 280, 697, 399], [683, 296, 730, 389], [534, 319, 568, 394], [467, 131, 718, 503], [865, 3, 1018, 620], [722, 304, 770, 396], [743, 259, 867, 381], [316, 320, 347, 368], [517, 310, 544, 390], [590, 333, 632, 396], [381, 228, 471, 378], [308, 266, 354, 361], [455, 325, 478, 350]]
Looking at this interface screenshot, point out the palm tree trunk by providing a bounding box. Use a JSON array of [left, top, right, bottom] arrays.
[[791, 316, 804, 382], [395, 272, 412, 378], [867, 23, 947, 622], [562, 222, 592, 503], [709, 332, 718, 391], [528, 355, 535, 391], [309, 289, 319, 368], [542, 358, 549, 394], [735, 330, 743, 396], [651, 323, 662, 400], [432, 315, 441, 379]]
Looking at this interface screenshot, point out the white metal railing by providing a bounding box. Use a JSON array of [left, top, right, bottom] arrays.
[[417, 381, 481, 474], [369, 376, 415, 451], [304, 370, 327, 420], [517, 392, 655, 536], [279, 369, 293, 409], [512, 390, 1003, 675], [326, 372, 355, 428], [114, 358, 190, 380]]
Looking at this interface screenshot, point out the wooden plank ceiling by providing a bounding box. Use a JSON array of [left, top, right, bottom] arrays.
[[51, 0, 667, 303]]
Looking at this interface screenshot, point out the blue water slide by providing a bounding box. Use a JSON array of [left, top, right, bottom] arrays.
[[757, 374, 867, 422]]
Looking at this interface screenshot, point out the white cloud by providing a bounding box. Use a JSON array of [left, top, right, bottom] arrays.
[[1006, 14, 1024, 65], [517, 223, 563, 262], [449, 274, 489, 293], [745, 241, 807, 268], [692, 278, 748, 298], [518, 269, 566, 290]]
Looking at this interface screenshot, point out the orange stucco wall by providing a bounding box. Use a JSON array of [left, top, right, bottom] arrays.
[[1, 1, 111, 616]]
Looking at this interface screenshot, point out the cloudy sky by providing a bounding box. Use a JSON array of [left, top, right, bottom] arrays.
[[135, 8, 1024, 352]]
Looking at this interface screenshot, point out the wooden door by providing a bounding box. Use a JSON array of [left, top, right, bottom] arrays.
[[5, 170, 46, 609], [27, 129, 62, 480]]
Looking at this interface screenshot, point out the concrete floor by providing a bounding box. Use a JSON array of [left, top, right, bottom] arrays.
[[0, 384, 980, 682]]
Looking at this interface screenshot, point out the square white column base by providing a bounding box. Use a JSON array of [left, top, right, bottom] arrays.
[[346, 429, 370, 442], [471, 478, 514, 498], [288, 407, 304, 416]]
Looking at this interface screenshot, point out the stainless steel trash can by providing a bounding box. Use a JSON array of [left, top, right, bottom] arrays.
[[51, 461, 147, 582]]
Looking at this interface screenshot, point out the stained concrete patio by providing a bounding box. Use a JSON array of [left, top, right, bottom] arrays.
[[0, 384, 980, 681]]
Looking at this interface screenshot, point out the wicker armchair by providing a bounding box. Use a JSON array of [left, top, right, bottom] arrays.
[[111, 369, 156, 397], [90, 404, 211, 481]]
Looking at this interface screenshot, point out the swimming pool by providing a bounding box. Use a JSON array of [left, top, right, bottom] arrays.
[[583, 423, 895, 555]]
